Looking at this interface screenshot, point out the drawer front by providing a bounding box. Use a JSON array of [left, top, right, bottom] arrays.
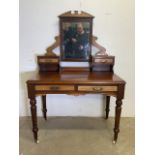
[[94, 58, 113, 64], [78, 86, 117, 92], [35, 85, 74, 91], [39, 58, 59, 63]]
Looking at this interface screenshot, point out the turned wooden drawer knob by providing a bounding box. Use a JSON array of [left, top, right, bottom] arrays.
[[92, 87, 103, 91]]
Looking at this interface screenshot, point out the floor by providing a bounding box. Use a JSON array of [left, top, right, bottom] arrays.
[[19, 117, 134, 155]]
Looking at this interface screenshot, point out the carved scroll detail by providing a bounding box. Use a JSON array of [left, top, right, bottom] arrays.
[[92, 36, 108, 56], [45, 36, 60, 56], [45, 35, 108, 56]]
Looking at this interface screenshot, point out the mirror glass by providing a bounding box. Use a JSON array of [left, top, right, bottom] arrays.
[[61, 21, 91, 61]]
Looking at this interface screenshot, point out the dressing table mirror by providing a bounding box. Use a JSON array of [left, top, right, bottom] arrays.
[[26, 11, 126, 144]]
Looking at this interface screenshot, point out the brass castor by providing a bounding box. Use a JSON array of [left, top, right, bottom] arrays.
[[35, 140, 40, 144], [112, 140, 116, 144]]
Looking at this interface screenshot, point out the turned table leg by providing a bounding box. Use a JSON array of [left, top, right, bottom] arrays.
[[105, 96, 110, 119], [30, 98, 39, 143], [42, 95, 47, 120], [113, 99, 122, 143]]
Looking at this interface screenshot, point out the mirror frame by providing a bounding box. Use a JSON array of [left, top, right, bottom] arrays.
[[59, 11, 93, 62]]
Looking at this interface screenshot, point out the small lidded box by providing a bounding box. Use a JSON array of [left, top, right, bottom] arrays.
[[37, 55, 59, 72], [91, 55, 115, 72]]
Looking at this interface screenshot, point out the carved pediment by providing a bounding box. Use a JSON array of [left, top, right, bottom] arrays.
[[59, 11, 94, 18]]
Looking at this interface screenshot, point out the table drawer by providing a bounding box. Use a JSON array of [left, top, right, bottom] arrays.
[[78, 85, 117, 92], [35, 85, 74, 91], [39, 58, 59, 63], [94, 58, 113, 64]]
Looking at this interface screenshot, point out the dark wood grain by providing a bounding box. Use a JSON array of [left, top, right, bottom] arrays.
[[59, 11, 94, 18], [27, 72, 125, 143], [91, 56, 115, 72], [105, 96, 110, 119], [30, 98, 38, 142], [59, 11, 93, 62], [26, 11, 126, 144], [27, 72, 125, 85], [37, 56, 59, 72], [113, 99, 122, 142], [113, 84, 125, 143], [42, 95, 47, 120]]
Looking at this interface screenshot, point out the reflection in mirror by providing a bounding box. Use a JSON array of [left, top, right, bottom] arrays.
[[62, 22, 91, 61]]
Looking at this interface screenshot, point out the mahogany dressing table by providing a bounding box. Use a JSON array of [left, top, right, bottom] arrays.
[[26, 11, 126, 144]]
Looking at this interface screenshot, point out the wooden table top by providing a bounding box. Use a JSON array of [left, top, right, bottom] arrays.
[[27, 71, 126, 85]]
